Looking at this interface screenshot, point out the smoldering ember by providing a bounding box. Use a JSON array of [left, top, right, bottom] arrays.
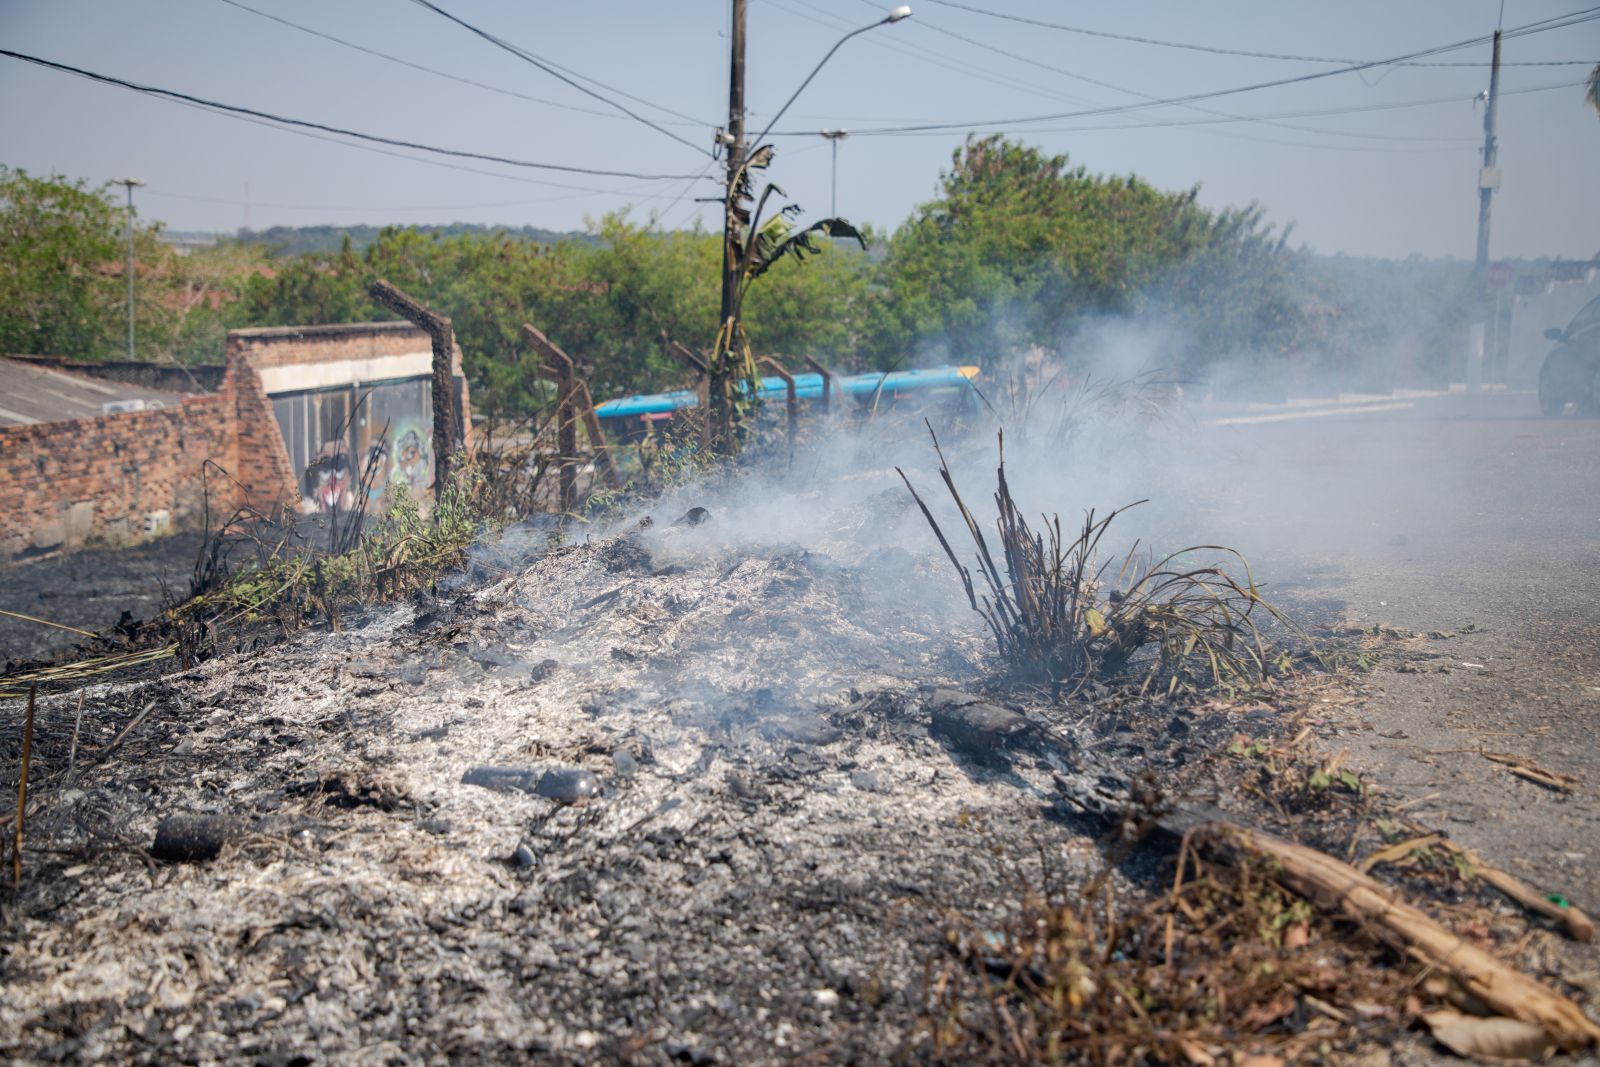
[[4, 16, 1600, 1063]]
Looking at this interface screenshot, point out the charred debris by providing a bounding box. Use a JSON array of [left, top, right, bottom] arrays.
[[3, 378, 1598, 1063]]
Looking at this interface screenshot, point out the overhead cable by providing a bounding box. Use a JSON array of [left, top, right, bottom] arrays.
[[405, 0, 712, 157], [767, 8, 1600, 135], [0, 48, 703, 180], [215, 0, 702, 128], [921, 0, 1599, 67], [878, 1, 1478, 145]]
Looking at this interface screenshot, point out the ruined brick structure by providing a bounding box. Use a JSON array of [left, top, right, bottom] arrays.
[[0, 322, 470, 558]]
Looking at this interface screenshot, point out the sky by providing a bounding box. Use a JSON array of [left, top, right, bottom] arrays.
[[2, 0, 1597, 259]]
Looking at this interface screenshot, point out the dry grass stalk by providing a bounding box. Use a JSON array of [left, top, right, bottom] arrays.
[[899, 427, 1284, 693], [13, 686, 34, 889]]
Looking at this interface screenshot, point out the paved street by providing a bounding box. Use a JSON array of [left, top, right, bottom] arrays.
[[1186, 390, 1600, 913]]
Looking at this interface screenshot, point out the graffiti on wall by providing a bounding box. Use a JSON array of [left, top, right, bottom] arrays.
[[389, 425, 432, 498], [272, 377, 441, 515]]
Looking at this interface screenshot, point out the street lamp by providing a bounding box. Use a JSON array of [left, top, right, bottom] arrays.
[[820, 129, 849, 216], [751, 6, 910, 147], [712, 3, 909, 451], [111, 178, 145, 360]]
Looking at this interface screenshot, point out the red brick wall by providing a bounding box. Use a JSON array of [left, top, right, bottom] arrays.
[[1, 322, 478, 557], [0, 387, 239, 557], [225, 351, 301, 513]]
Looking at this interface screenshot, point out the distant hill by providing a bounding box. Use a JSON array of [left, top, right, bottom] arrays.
[[236, 223, 596, 257]]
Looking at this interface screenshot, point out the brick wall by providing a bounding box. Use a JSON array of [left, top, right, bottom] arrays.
[[2, 321, 478, 558], [0, 385, 239, 557], [225, 351, 301, 513]]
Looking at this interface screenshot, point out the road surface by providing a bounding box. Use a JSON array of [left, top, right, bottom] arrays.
[[1184, 390, 1600, 914]]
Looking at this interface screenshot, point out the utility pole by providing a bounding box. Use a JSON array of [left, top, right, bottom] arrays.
[[1475, 30, 1502, 272], [1467, 30, 1502, 390], [711, 0, 747, 452], [820, 128, 849, 216], [113, 178, 145, 360]]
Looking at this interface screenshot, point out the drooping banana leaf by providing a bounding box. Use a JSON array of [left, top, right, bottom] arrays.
[[744, 217, 866, 285], [728, 144, 778, 234]]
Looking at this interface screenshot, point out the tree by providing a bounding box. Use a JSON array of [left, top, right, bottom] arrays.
[[0, 167, 130, 358], [879, 135, 1307, 376]]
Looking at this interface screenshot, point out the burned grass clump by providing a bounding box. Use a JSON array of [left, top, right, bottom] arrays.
[[899, 429, 1288, 695], [924, 848, 1416, 1065]]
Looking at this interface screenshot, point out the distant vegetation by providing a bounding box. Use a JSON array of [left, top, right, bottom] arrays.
[[1, 144, 1541, 414], [239, 222, 594, 258]]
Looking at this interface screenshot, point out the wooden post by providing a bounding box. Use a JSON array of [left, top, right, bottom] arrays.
[[801, 354, 834, 416], [667, 340, 712, 454], [369, 280, 456, 494], [757, 356, 798, 449], [521, 324, 577, 513]]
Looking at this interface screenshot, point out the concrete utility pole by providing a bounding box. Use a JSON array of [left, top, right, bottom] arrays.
[[1467, 30, 1502, 390], [709, 0, 748, 451], [112, 178, 145, 360], [820, 129, 849, 216]]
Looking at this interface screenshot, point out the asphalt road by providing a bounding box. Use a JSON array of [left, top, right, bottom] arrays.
[[1185, 390, 1600, 915]]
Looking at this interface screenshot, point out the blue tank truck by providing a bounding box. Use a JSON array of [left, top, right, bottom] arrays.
[[593, 364, 981, 440]]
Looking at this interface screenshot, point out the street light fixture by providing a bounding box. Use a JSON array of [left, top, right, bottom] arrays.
[[111, 177, 145, 360], [750, 5, 911, 147], [820, 129, 850, 216]]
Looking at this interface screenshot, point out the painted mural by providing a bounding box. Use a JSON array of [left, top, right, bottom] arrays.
[[271, 377, 445, 515]]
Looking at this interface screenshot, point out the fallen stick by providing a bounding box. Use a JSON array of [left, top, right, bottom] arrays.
[[87, 699, 158, 768], [1044, 737, 1600, 1053], [1436, 840, 1595, 943], [1203, 820, 1600, 1051], [66, 688, 86, 779], [1481, 751, 1576, 793]]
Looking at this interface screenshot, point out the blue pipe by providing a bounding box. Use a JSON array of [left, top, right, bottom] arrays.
[[594, 365, 978, 419]]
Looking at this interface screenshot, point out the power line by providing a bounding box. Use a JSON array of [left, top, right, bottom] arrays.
[[921, 0, 1599, 67], [0, 48, 703, 180], [143, 183, 688, 212], [766, 8, 1600, 136], [769, 0, 1102, 111], [404, 0, 712, 157], [871, 0, 1480, 146], [819, 79, 1579, 140], [214, 0, 703, 128]]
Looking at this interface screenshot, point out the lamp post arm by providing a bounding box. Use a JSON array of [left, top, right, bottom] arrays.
[[751, 20, 879, 148]]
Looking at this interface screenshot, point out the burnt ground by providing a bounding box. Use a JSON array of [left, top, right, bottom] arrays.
[[1, 401, 1597, 1063], [0, 533, 206, 667], [0, 489, 1285, 1065]]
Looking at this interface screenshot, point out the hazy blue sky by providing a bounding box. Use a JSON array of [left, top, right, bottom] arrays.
[[2, 0, 1597, 258]]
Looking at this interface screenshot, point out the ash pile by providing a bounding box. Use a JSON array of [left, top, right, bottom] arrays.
[[0, 456, 1235, 1063]]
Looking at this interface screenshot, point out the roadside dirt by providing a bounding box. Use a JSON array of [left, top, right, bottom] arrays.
[[1194, 404, 1600, 920]]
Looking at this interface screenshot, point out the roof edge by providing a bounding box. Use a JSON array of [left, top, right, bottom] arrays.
[[227, 321, 424, 341]]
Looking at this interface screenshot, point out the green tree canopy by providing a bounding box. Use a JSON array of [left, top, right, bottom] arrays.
[[0, 167, 131, 358]]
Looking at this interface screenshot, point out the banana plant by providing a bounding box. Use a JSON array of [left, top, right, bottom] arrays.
[[708, 143, 864, 451]]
